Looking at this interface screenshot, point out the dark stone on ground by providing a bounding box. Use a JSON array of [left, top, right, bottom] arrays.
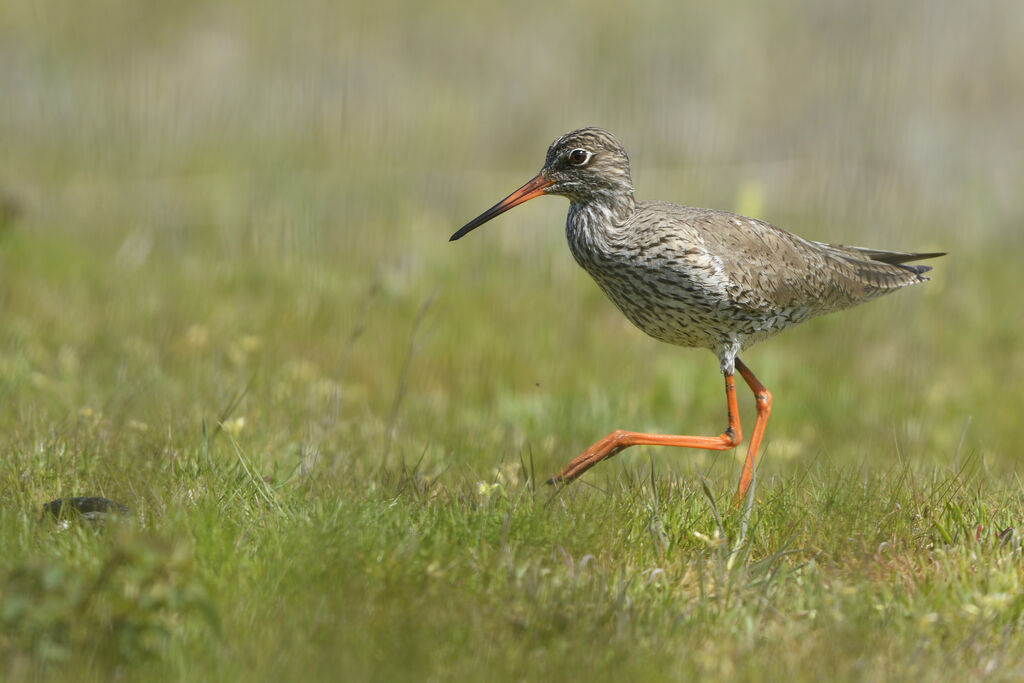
[[42, 497, 130, 522]]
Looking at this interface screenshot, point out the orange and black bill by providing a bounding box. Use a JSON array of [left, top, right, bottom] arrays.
[[450, 173, 554, 241]]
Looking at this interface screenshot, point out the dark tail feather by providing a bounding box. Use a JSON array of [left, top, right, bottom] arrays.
[[898, 262, 934, 276], [850, 248, 947, 265], [847, 247, 946, 278]]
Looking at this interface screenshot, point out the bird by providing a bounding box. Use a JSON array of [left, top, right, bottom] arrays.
[[450, 128, 943, 503]]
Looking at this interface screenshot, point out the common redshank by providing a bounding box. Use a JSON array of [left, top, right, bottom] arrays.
[[451, 128, 943, 502]]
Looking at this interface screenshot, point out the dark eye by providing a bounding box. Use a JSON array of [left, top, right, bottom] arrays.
[[568, 148, 591, 165]]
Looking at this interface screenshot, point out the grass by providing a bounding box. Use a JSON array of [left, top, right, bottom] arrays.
[[2, 0, 1024, 680]]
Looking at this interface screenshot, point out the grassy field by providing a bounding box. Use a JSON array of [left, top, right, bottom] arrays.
[[2, 1, 1024, 680]]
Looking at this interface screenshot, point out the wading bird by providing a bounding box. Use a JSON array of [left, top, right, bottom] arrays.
[[451, 128, 942, 502]]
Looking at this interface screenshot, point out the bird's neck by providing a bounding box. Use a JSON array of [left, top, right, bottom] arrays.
[[564, 191, 636, 271], [567, 190, 636, 237]]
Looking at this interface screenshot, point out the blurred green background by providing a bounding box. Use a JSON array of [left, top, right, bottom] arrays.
[[2, 0, 1019, 475], [1, 0, 1023, 678]]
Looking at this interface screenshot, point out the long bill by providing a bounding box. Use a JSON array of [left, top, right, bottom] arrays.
[[449, 173, 553, 241]]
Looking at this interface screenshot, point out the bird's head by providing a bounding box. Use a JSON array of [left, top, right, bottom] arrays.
[[450, 127, 634, 241]]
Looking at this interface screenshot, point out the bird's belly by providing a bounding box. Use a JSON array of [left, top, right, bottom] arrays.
[[583, 260, 807, 351]]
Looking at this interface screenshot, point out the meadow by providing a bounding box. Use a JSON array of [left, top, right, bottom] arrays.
[[1, 1, 1023, 680]]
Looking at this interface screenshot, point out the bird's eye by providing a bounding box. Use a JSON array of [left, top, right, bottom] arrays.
[[568, 148, 591, 166]]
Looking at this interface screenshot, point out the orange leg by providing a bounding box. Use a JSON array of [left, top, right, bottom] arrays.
[[733, 358, 772, 504], [547, 358, 772, 505], [548, 372, 743, 484]]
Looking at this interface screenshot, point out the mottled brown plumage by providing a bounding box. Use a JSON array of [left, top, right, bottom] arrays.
[[451, 127, 943, 501]]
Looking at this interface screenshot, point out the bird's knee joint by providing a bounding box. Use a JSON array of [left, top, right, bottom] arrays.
[[756, 390, 773, 410], [724, 426, 742, 448]]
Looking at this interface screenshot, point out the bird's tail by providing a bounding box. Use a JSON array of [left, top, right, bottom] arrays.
[[847, 247, 946, 277], [808, 242, 946, 293], [825, 245, 946, 282]]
